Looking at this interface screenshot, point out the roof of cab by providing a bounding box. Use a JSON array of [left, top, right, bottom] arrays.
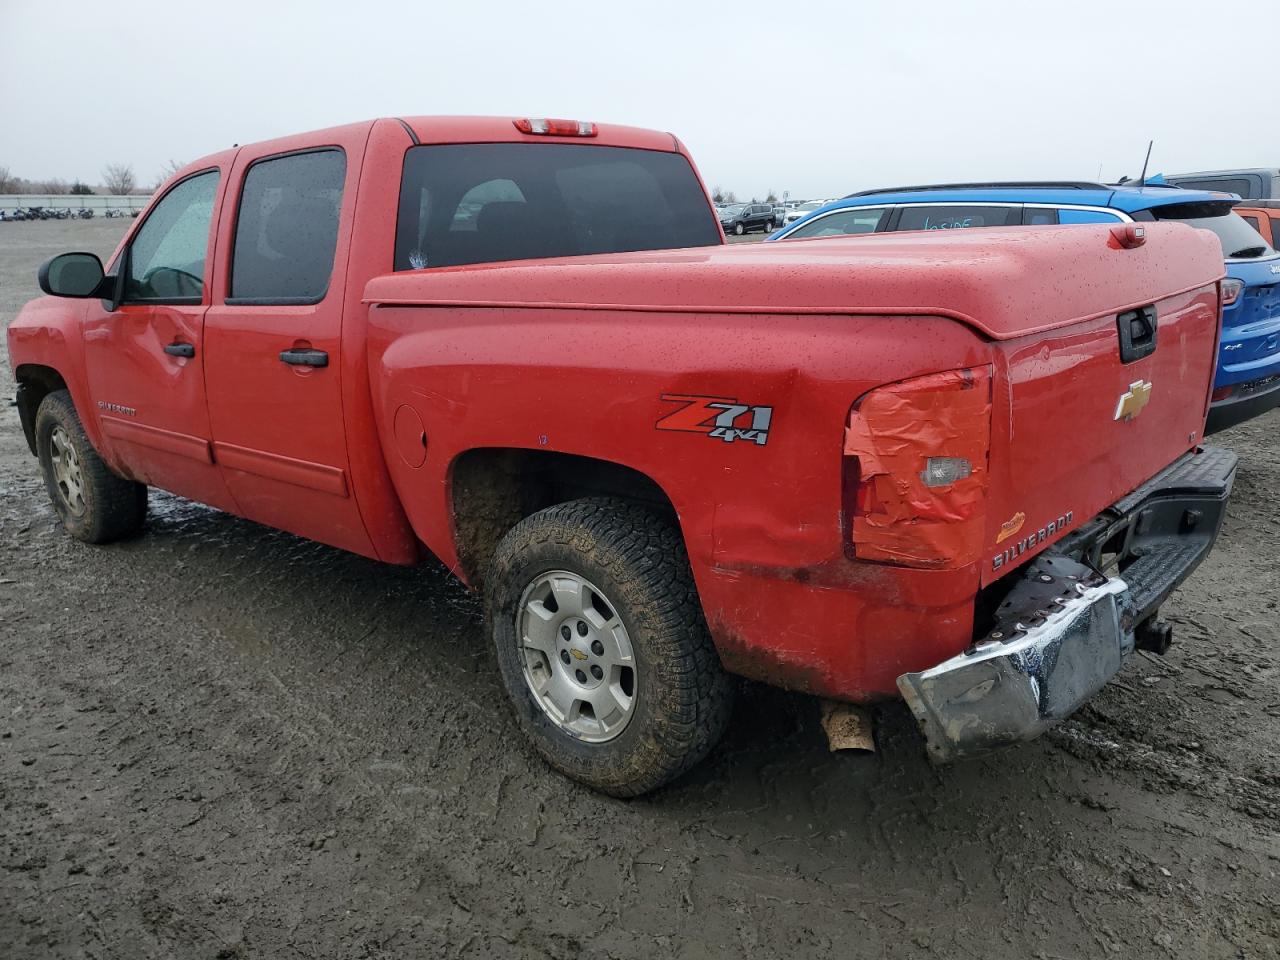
[[396, 116, 682, 152], [365, 222, 1224, 343]]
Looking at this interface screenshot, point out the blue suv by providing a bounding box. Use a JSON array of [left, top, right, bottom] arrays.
[[769, 181, 1280, 433]]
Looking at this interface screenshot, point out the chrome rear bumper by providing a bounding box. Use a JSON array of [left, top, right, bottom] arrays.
[[898, 445, 1236, 765], [899, 566, 1127, 763]]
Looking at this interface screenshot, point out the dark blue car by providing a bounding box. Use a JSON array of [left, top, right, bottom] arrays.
[[770, 181, 1280, 433]]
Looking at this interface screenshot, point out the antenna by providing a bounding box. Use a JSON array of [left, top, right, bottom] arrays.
[[1138, 139, 1153, 185]]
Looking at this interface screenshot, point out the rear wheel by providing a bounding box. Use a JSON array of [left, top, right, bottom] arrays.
[[35, 390, 146, 543], [486, 498, 734, 796]]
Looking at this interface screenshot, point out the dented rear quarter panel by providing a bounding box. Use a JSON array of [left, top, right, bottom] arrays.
[[365, 301, 993, 699], [360, 223, 1224, 700]]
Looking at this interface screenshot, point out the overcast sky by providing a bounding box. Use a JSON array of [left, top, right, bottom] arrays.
[[2, 0, 1275, 199]]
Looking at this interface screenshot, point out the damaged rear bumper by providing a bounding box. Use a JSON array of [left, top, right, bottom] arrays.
[[897, 445, 1237, 764]]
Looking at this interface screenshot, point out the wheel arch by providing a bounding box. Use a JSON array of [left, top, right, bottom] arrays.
[[447, 447, 681, 588], [14, 364, 70, 456]]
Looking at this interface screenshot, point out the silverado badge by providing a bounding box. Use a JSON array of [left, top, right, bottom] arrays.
[[1114, 380, 1153, 421]]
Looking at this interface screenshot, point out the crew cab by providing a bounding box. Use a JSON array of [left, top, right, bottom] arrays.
[[9, 118, 1236, 794], [771, 181, 1280, 433]]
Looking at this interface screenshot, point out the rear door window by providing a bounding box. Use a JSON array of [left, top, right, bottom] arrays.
[[394, 143, 720, 270], [893, 205, 1018, 231], [1056, 209, 1123, 225], [229, 149, 346, 303], [785, 207, 886, 238]]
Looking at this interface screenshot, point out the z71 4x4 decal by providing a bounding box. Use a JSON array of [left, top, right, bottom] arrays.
[[655, 394, 773, 446]]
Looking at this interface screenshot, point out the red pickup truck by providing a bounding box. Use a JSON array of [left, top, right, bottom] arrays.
[[10, 116, 1237, 795]]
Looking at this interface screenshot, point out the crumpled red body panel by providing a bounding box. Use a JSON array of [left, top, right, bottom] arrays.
[[844, 368, 991, 568]]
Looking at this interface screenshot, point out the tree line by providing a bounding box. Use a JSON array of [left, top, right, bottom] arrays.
[[0, 160, 186, 196], [710, 186, 781, 204]]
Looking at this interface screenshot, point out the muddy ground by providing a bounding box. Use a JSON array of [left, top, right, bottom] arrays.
[[1, 219, 1277, 959]]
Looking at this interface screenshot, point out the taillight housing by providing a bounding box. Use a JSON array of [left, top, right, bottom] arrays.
[[843, 367, 992, 569], [1221, 278, 1244, 306], [513, 118, 598, 137]]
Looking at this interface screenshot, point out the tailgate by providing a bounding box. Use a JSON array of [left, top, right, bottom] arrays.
[[981, 274, 1221, 586]]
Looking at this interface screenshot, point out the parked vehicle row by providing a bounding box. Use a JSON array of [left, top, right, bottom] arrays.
[[772, 180, 1280, 433], [2, 206, 94, 221], [783, 198, 834, 223], [5, 116, 1250, 795], [1168, 167, 1280, 200], [717, 201, 779, 234], [1234, 201, 1280, 248], [1, 206, 141, 221]]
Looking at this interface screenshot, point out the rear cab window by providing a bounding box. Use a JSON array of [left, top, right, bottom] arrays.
[[394, 143, 720, 270]]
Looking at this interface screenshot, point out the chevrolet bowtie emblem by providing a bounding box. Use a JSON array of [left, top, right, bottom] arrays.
[[1114, 380, 1153, 421], [570, 648, 588, 661]]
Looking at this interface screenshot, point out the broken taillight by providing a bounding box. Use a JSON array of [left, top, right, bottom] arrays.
[[843, 367, 992, 569]]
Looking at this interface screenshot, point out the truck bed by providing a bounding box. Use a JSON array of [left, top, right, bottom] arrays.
[[365, 222, 1223, 341]]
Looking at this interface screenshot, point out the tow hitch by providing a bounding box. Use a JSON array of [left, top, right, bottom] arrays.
[[1135, 617, 1173, 655]]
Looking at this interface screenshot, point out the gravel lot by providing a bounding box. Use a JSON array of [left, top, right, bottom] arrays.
[[2, 219, 1277, 959]]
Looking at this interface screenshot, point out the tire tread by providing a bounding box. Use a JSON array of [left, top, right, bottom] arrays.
[[486, 497, 734, 796]]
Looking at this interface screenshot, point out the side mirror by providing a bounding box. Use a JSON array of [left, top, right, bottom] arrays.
[[38, 252, 106, 298]]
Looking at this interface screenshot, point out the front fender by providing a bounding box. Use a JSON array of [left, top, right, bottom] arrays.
[[8, 297, 100, 451]]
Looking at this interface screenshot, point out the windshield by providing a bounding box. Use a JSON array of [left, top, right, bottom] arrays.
[[394, 143, 721, 269], [1149, 202, 1276, 260], [721, 204, 747, 216]]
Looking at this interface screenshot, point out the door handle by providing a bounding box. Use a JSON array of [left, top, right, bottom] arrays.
[[279, 347, 329, 368], [1117, 305, 1157, 364], [164, 342, 195, 358]]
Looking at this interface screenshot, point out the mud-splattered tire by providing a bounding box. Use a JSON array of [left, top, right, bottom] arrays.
[[35, 390, 146, 544], [486, 497, 734, 797]]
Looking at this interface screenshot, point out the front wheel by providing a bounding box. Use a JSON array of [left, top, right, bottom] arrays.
[[35, 390, 147, 543], [486, 498, 734, 796], [733, 222, 745, 236]]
